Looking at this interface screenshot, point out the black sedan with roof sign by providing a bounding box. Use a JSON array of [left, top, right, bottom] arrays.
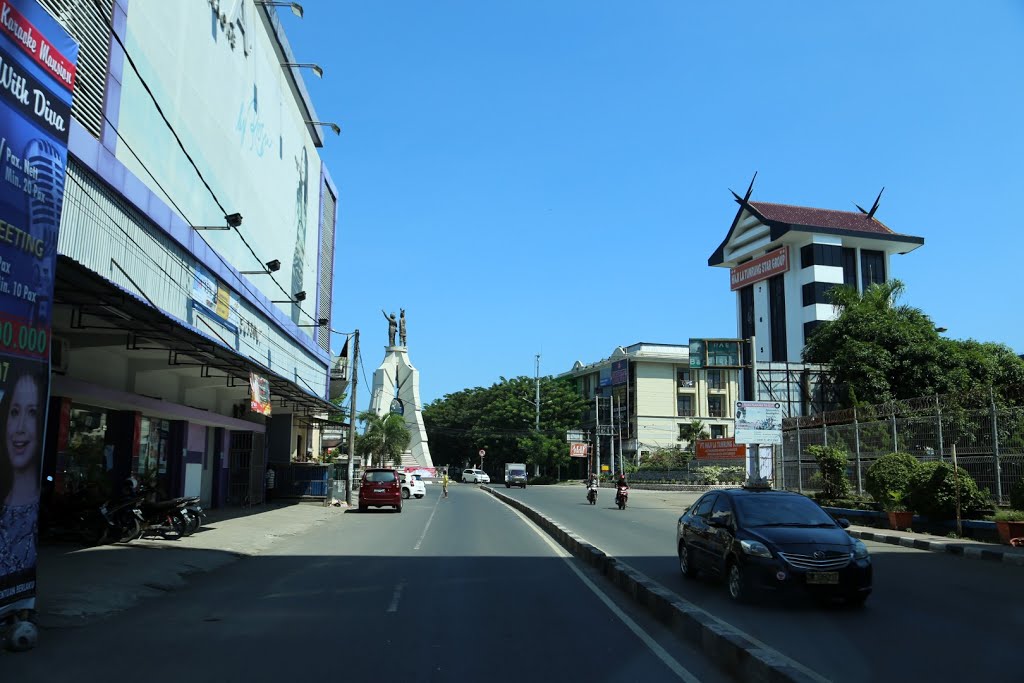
[[676, 485, 872, 606]]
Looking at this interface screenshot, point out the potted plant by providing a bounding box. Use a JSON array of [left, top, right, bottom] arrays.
[[883, 492, 914, 530], [992, 509, 1024, 545]]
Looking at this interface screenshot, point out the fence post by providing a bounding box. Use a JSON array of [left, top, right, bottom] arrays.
[[991, 387, 1003, 505], [890, 413, 898, 452], [935, 395, 944, 463], [795, 421, 803, 495], [854, 408, 863, 496]]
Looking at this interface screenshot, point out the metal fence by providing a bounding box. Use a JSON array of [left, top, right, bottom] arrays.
[[779, 394, 1024, 504]]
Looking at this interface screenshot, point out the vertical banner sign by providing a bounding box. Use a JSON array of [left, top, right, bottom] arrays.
[[249, 372, 272, 416], [0, 0, 78, 619]]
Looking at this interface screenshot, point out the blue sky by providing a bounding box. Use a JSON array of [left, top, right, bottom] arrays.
[[281, 1, 1024, 407]]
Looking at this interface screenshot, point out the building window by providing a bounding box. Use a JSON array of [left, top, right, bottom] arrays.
[[677, 369, 694, 388], [800, 243, 842, 269], [861, 250, 886, 289], [708, 396, 724, 418], [842, 248, 857, 288], [711, 424, 726, 439], [707, 369, 723, 390], [677, 395, 694, 417], [801, 281, 839, 307], [769, 274, 787, 362]]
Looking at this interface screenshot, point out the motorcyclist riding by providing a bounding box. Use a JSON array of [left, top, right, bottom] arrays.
[[614, 473, 629, 509], [585, 472, 598, 504]]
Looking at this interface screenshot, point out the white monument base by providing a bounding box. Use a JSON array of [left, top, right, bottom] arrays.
[[369, 346, 433, 468]]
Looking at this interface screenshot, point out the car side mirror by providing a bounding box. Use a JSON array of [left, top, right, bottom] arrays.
[[837, 518, 851, 529], [708, 514, 732, 529]]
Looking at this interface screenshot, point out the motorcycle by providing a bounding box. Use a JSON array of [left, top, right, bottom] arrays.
[[136, 488, 193, 539], [183, 497, 205, 535], [97, 493, 147, 543], [615, 485, 629, 510], [586, 482, 598, 505]]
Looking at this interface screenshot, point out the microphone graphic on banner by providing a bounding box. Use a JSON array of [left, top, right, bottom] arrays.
[[24, 137, 66, 329]]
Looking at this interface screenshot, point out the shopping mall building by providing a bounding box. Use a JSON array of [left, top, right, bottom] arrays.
[[38, 0, 341, 509]]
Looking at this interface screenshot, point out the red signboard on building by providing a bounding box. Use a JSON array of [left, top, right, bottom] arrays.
[[695, 438, 746, 460], [730, 247, 789, 291], [569, 443, 589, 458]]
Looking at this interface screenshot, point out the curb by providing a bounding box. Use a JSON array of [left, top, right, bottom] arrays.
[[848, 529, 1024, 567], [481, 486, 825, 683]]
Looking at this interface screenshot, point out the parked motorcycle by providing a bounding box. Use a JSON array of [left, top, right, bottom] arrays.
[[98, 493, 147, 543], [136, 488, 193, 539], [615, 485, 629, 510], [182, 497, 205, 535]]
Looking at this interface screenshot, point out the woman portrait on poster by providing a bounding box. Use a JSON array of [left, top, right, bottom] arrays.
[[0, 362, 45, 576]]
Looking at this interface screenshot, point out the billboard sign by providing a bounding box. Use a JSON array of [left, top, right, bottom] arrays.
[[0, 0, 78, 621], [695, 438, 746, 460], [690, 339, 743, 368], [611, 359, 628, 385], [730, 247, 789, 291], [735, 401, 783, 445], [569, 442, 589, 458], [249, 372, 272, 416]]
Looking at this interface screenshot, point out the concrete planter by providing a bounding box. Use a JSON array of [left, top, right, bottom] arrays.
[[995, 520, 1024, 545], [887, 511, 914, 530]]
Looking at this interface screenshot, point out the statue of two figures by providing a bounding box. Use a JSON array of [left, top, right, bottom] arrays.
[[382, 308, 407, 347]]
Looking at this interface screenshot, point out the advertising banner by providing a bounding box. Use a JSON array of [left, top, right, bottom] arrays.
[[0, 0, 78, 620], [695, 438, 746, 460], [734, 401, 783, 445], [611, 359, 628, 386], [192, 263, 240, 332], [249, 372, 271, 416], [569, 442, 589, 458]]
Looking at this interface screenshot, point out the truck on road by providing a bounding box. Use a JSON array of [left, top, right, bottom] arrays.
[[504, 463, 528, 488]]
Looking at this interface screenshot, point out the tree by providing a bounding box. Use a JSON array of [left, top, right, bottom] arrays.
[[678, 419, 710, 455], [803, 280, 1024, 407], [356, 410, 410, 468]]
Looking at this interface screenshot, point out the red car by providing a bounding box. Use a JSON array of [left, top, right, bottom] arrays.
[[359, 468, 402, 513]]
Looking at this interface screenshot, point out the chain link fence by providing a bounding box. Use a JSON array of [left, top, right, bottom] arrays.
[[780, 391, 1024, 504]]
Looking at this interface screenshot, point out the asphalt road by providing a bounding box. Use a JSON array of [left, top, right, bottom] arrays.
[[4, 484, 730, 683], [494, 483, 1024, 682]]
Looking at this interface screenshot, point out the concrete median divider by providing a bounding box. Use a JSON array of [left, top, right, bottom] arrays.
[[483, 486, 826, 683]]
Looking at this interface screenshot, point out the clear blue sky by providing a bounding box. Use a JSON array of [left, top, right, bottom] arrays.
[[281, 1, 1024, 407]]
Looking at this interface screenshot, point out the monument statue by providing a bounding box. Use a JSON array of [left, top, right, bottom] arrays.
[[381, 309, 397, 346], [399, 308, 407, 346]]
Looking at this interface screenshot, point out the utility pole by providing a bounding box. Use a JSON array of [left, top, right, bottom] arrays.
[[345, 330, 359, 506], [534, 353, 541, 477]]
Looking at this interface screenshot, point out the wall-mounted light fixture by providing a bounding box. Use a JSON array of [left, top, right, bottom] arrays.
[[305, 121, 341, 136], [282, 62, 323, 78], [298, 318, 329, 328], [273, 291, 307, 303], [241, 259, 282, 275], [257, 1, 304, 18], [194, 213, 243, 231]]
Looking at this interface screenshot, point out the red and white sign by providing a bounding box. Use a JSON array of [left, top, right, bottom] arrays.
[[695, 438, 746, 460], [0, 0, 77, 90], [569, 443, 589, 458], [730, 247, 789, 291]]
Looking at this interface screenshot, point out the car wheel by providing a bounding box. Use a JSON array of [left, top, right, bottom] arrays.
[[359, 504, 367, 512], [402, 489, 410, 499], [395, 504, 402, 513], [678, 541, 697, 579], [415, 494, 424, 499], [506, 484, 510, 488], [727, 561, 751, 603]]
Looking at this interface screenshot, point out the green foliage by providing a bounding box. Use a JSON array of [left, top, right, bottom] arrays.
[[690, 465, 745, 485], [905, 461, 987, 520], [355, 411, 411, 467], [992, 509, 1024, 522], [803, 279, 1024, 408], [678, 420, 710, 453], [639, 446, 691, 470], [808, 444, 851, 501], [1010, 478, 1024, 511], [422, 375, 589, 474], [865, 452, 922, 510], [527, 475, 558, 485]]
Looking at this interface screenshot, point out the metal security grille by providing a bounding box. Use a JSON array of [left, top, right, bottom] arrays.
[[38, 0, 113, 139], [317, 178, 337, 352]]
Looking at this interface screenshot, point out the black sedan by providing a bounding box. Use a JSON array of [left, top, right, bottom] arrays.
[[676, 485, 872, 606]]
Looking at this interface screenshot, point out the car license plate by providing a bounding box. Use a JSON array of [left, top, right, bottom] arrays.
[[806, 572, 839, 585], [373, 488, 385, 493]]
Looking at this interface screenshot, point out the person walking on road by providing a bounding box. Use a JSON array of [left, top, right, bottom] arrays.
[[441, 470, 449, 499], [265, 466, 276, 504]]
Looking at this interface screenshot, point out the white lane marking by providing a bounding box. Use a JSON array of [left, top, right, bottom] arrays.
[[506, 505, 700, 683], [387, 580, 407, 613], [414, 490, 443, 550]]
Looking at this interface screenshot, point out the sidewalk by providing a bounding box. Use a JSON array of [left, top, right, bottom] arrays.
[[33, 502, 342, 628], [848, 525, 1024, 567]]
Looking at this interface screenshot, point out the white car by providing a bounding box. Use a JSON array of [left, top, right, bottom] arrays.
[[399, 472, 426, 499], [462, 468, 490, 484]]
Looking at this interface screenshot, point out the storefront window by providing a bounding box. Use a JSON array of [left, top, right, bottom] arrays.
[[63, 404, 111, 498], [138, 417, 171, 492]]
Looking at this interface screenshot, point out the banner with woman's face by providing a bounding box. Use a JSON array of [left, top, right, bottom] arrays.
[[0, 0, 78, 619]]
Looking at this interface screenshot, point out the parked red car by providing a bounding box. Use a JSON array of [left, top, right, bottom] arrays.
[[359, 468, 402, 513]]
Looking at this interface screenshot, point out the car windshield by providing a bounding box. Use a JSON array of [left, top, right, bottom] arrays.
[[733, 495, 836, 528], [510, 469, 525, 476], [365, 471, 396, 483]]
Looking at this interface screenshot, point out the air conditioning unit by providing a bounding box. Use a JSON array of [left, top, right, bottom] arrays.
[[51, 336, 69, 374]]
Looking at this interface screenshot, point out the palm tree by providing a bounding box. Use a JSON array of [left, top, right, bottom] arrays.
[[356, 410, 411, 467], [679, 419, 710, 456]]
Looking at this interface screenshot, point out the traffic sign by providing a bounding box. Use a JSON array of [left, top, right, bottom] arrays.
[[478, 449, 486, 457]]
